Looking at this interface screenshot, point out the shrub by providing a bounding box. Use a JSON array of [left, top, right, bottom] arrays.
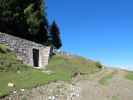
[[95, 62, 103, 69]]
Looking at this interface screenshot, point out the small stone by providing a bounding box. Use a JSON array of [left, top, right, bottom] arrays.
[[13, 90, 17, 94], [48, 96, 52, 100], [42, 70, 53, 75], [52, 96, 55, 100], [77, 94, 80, 97], [20, 89, 25, 92], [55, 95, 58, 97], [8, 82, 14, 87]]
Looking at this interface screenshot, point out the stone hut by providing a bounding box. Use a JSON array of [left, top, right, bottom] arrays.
[[0, 32, 51, 69]]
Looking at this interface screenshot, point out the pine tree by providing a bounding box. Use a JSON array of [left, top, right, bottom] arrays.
[[50, 21, 62, 49], [35, 0, 49, 44], [0, 0, 62, 47], [0, 0, 49, 44]]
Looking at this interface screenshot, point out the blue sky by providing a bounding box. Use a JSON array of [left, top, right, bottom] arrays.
[[46, 0, 133, 70]]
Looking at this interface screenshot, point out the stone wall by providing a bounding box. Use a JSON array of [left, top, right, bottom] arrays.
[[0, 32, 51, 69]]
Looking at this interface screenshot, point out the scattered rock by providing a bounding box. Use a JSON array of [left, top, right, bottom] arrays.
[[42, 70, 54, 75], [8, 82, 14, 87], [20, 89, 25, 92], [13, 91, 17, 94], [3, 81, 81, 100]]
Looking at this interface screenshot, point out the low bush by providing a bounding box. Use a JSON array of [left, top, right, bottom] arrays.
[[95, 62, 103, 69]]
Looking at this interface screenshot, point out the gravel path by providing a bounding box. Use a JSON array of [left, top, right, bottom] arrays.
[[74, 69, 133, 100]]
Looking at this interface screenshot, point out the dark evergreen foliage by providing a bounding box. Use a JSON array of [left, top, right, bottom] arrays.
[[50, 21, 62, 49], [0, 0, 49, 44], [0, 0, 62, 48]]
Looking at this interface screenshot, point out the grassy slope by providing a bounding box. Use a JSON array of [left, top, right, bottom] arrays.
[[99, 72, 114, 85], [126, 71, 133, 80], [47, 55, 101, 78], [0, 44, 101, 97]]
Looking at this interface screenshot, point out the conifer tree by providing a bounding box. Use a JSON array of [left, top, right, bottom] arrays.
[[0, 0, 62, 47], [50, 21, 62, 49], [0, 0, 49, 44]]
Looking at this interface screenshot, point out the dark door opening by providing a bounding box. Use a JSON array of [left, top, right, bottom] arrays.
[[33, 48, 39, 67]]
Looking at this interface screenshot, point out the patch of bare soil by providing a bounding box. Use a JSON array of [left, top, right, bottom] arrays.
[[73, 69, 133, 100]]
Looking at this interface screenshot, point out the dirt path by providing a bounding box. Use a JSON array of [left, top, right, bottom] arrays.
[[88, 68, 114, 81], [74, 69, 133, 100]]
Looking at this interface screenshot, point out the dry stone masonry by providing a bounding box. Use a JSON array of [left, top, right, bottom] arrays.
[[0, 32, 51, 69]]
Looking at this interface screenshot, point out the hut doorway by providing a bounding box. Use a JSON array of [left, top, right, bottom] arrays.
[[33, 48, 39, 67]]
